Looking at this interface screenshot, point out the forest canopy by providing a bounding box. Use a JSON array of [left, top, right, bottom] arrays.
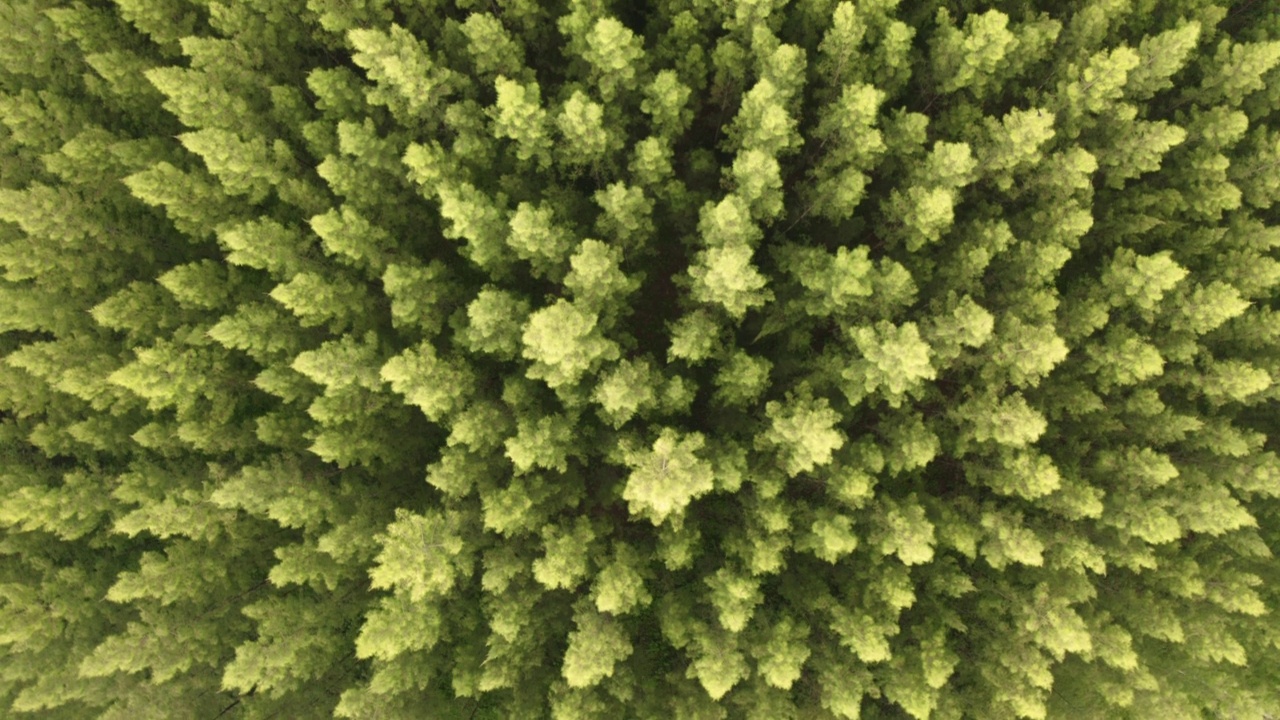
[[2, 0, 1280, 718]]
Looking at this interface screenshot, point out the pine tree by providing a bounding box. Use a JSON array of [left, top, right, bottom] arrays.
[[3, 1, 1280, 718]]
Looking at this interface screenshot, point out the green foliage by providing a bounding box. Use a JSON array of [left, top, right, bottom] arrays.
[[522, 299, 622, 392], [593, 357, 661, 427], [755, 388, 844, 476], [844, 320, 937, 407], [582, 17, 646, 103], [687, 241, 774, 320], [3, 2, 1280, 719], [621, 427, 716, 526], [348, 23, 458, 125], [490, 76, 553, 169], [931, 9, 1019, 97], [562, 602, 633, 688], [382, 342, 475, 421], [556, 90, 618, 171], [382, 260, 460, 336]]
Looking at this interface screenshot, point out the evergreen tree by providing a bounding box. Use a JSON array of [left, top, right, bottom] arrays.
[[2, 1, 1280, 718]]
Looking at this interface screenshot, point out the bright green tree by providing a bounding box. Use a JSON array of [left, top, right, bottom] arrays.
[[2, 1, 1280, 719]]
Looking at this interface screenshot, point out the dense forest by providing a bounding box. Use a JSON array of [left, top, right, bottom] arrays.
[[2, 0, 1280, 717]]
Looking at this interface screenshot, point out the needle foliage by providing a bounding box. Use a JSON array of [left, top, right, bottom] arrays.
[[2, 0, 1280, 718]]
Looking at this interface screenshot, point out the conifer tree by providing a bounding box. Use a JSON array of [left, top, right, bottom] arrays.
[[2, 1, 1280, 718]]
